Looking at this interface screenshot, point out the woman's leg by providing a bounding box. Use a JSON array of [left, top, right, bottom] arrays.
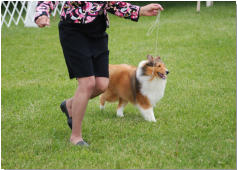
[[63, 76, 109, 145], [66, 77, 109, 117], [70, 76, 95, 144], [91, 77, 109, 98]]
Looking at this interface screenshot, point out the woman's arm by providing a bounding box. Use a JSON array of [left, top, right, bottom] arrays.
[[106, 2, 163, 21], [35, 1, 58, 27], [106, 2, 140, 21]]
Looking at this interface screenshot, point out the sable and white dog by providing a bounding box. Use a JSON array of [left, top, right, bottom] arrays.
[[100, 55, 169, 122]]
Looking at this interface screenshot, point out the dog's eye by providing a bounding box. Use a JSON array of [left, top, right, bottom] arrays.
[[158, 65, 161, 67], [146, 62, 154, 67]]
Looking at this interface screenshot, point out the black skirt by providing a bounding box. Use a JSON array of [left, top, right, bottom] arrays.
[[58, 15, 109, 79]]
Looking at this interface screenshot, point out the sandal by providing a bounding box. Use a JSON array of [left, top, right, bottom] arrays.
[[60, 100, 72, 129], [76, 140, 90, 147]]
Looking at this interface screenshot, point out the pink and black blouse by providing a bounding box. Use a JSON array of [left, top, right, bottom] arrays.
[[35, 1, 141, 27]]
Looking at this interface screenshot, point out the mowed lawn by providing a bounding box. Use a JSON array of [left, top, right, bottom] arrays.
[[1, 2, 236, 169]]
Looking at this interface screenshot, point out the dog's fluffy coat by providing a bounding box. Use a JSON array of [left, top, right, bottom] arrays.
[[100, 55, 169, 122]]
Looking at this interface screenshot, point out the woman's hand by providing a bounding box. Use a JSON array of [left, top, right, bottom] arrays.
[[140, 4, 164, 16], [35, 15, 50, 28]]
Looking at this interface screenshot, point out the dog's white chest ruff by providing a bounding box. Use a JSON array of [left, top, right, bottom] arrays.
[[139, 77, 166, 106]]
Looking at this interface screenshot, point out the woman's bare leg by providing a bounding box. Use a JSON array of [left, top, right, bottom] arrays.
[[66, 77, 109, 117], [70, 76, 95, 144]]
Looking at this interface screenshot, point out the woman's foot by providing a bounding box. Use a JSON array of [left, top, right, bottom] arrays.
[[76, 141, 89, 147], [70, 136, 89, 147]]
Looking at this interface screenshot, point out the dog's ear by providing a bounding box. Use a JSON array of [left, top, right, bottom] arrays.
[[154, 56, 161, 63], [147, 55, 153, 62]]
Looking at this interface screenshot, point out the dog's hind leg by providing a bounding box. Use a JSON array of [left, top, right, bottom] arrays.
[[100, 94, 106, 110], [100, 90, 118, 110], [117, 98, 128, 117]]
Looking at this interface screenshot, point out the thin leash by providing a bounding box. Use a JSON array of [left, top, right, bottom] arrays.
[[146, 10, 161, 76], [146, 9, 161, 57]]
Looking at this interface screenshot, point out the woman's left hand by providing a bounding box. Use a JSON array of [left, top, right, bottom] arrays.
[[139, 4, 164, 16]]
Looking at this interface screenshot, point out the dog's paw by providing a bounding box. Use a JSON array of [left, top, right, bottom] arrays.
[[116, 107, 125, 117], [100, 104, 105, 111], [145, 117, 156, 122], [117, 112, 124, 117], [150, 118, 157, 122], [116, 111, 124, 117]]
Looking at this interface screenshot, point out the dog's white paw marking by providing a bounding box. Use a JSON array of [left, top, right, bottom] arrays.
[[117, 107, 124, 117], [100, 104, 105, 110], [145, 116, 157, 122], [137, 105, 156, 122]]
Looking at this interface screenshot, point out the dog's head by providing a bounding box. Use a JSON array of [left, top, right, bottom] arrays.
[[139, 55, 169, 80]]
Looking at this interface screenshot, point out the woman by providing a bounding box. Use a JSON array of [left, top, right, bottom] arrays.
[[35, 1, 163, 146]]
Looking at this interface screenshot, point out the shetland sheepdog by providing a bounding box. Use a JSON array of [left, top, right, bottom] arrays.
[[100, 55, 169, 122]]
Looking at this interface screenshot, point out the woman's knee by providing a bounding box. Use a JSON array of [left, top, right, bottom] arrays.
[[95, 77, 109, 93], [77, 76, 96, 93]]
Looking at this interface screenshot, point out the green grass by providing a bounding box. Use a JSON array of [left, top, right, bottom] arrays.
[[1, 2, 236, 169]]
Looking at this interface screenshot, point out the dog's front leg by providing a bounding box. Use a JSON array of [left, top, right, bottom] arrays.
[[137, 105, 156, 122]]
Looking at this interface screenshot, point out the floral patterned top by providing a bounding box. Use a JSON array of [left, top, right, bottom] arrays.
[[35, 1, 140, 27]]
